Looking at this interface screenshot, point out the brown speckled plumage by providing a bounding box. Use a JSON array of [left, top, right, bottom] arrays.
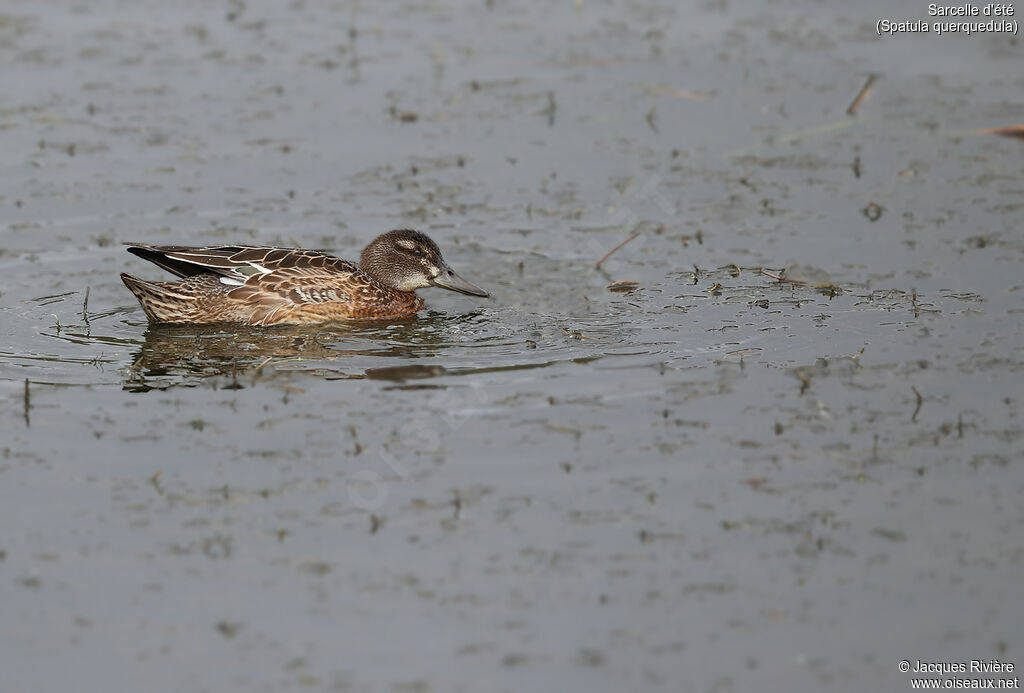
[[120, 230, 487, 325]]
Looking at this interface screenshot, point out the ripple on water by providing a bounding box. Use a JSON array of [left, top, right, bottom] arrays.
[[1, 266, 861, 390]]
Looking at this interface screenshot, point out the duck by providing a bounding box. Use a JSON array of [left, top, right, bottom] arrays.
[[120, 229, 489, 325]]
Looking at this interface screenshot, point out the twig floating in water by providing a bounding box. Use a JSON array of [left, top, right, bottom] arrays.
[[646, 106, 658, 133], [911, 386, 923, 423], [24, 378, 30, 427], [795, 369, 810, 395], [761, 269, 809, 285], [850, 347, 865, 367], [606, 280, 640, 293], [82, 287, 90, 324], [561, 326, 596, 341], [847, 73, 879, 116], [541, 91, 557, 126], [595, 232, 640, 270], [974, 124, 1024, 140]]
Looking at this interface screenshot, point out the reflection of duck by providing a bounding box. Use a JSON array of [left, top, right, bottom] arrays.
[[130, 324, 330, 369], [123, 310, 488, 390], [120, 229, 489, 325]]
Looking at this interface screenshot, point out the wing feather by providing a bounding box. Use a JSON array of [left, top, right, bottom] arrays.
[[126, 243, 357, 282]]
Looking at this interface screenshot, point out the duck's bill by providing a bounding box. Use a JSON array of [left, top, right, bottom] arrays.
[[432, 266, 490, 297]]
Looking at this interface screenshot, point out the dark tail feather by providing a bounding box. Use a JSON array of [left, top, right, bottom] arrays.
[[126, 245, 206, 278]]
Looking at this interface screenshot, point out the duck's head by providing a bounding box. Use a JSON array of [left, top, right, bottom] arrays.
[[359, 229, 489, 297]]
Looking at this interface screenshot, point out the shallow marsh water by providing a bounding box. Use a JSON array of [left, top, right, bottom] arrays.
[[1, 1, 1022, 691]]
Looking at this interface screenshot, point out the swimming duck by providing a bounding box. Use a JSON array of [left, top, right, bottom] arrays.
[[120, 229, 489, 325]]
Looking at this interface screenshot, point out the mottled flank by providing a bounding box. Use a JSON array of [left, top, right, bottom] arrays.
[[120, 230, 487, 325]]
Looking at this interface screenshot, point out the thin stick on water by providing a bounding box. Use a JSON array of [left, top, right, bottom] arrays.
[[595, 232, 640, 270], [761, 269, 809, 285], [795, 369, 810, 395], [847, 73, 879, 116], [973, 124, 1024, 140]]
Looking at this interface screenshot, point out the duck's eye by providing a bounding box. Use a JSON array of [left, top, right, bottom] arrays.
[[412, 247, 424, 257]]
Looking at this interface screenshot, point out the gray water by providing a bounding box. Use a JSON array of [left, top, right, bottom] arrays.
[[1, 1, 1022, 691]]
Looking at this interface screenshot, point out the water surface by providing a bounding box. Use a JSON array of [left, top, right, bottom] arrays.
[[1, 1, 1022, 691]]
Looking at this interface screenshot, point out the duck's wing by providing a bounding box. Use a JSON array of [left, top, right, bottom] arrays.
[[125, 244, 358, 286], [225, 264, 391, 319], [224, 256, 411, 324]]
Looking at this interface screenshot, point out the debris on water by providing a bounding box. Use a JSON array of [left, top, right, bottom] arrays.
[[763, 265, 841, 294], [547, 423, 582, 440], [202, 535, 232, 559], [911, 386, 923, 422], [540, 91, 557, 125], [774, 119, 855, 144], [724, 348, 762, 361], [606, 280, 639, 293], [761, 268, 798, 284], [148, 471, 162, 494], [846, 73, 879, 116], [388, 105, 419, 122], [974, 123, 1024, 140], [216, 621, 242, 639], [560, 327, 595, 341], [348, 425, 363, 456], [849, 347, 865, 367], [795, 369, 811, 395], [872, 528, 906, 543], [631, 83, 709, 100], [862, 202, 884, 222]]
